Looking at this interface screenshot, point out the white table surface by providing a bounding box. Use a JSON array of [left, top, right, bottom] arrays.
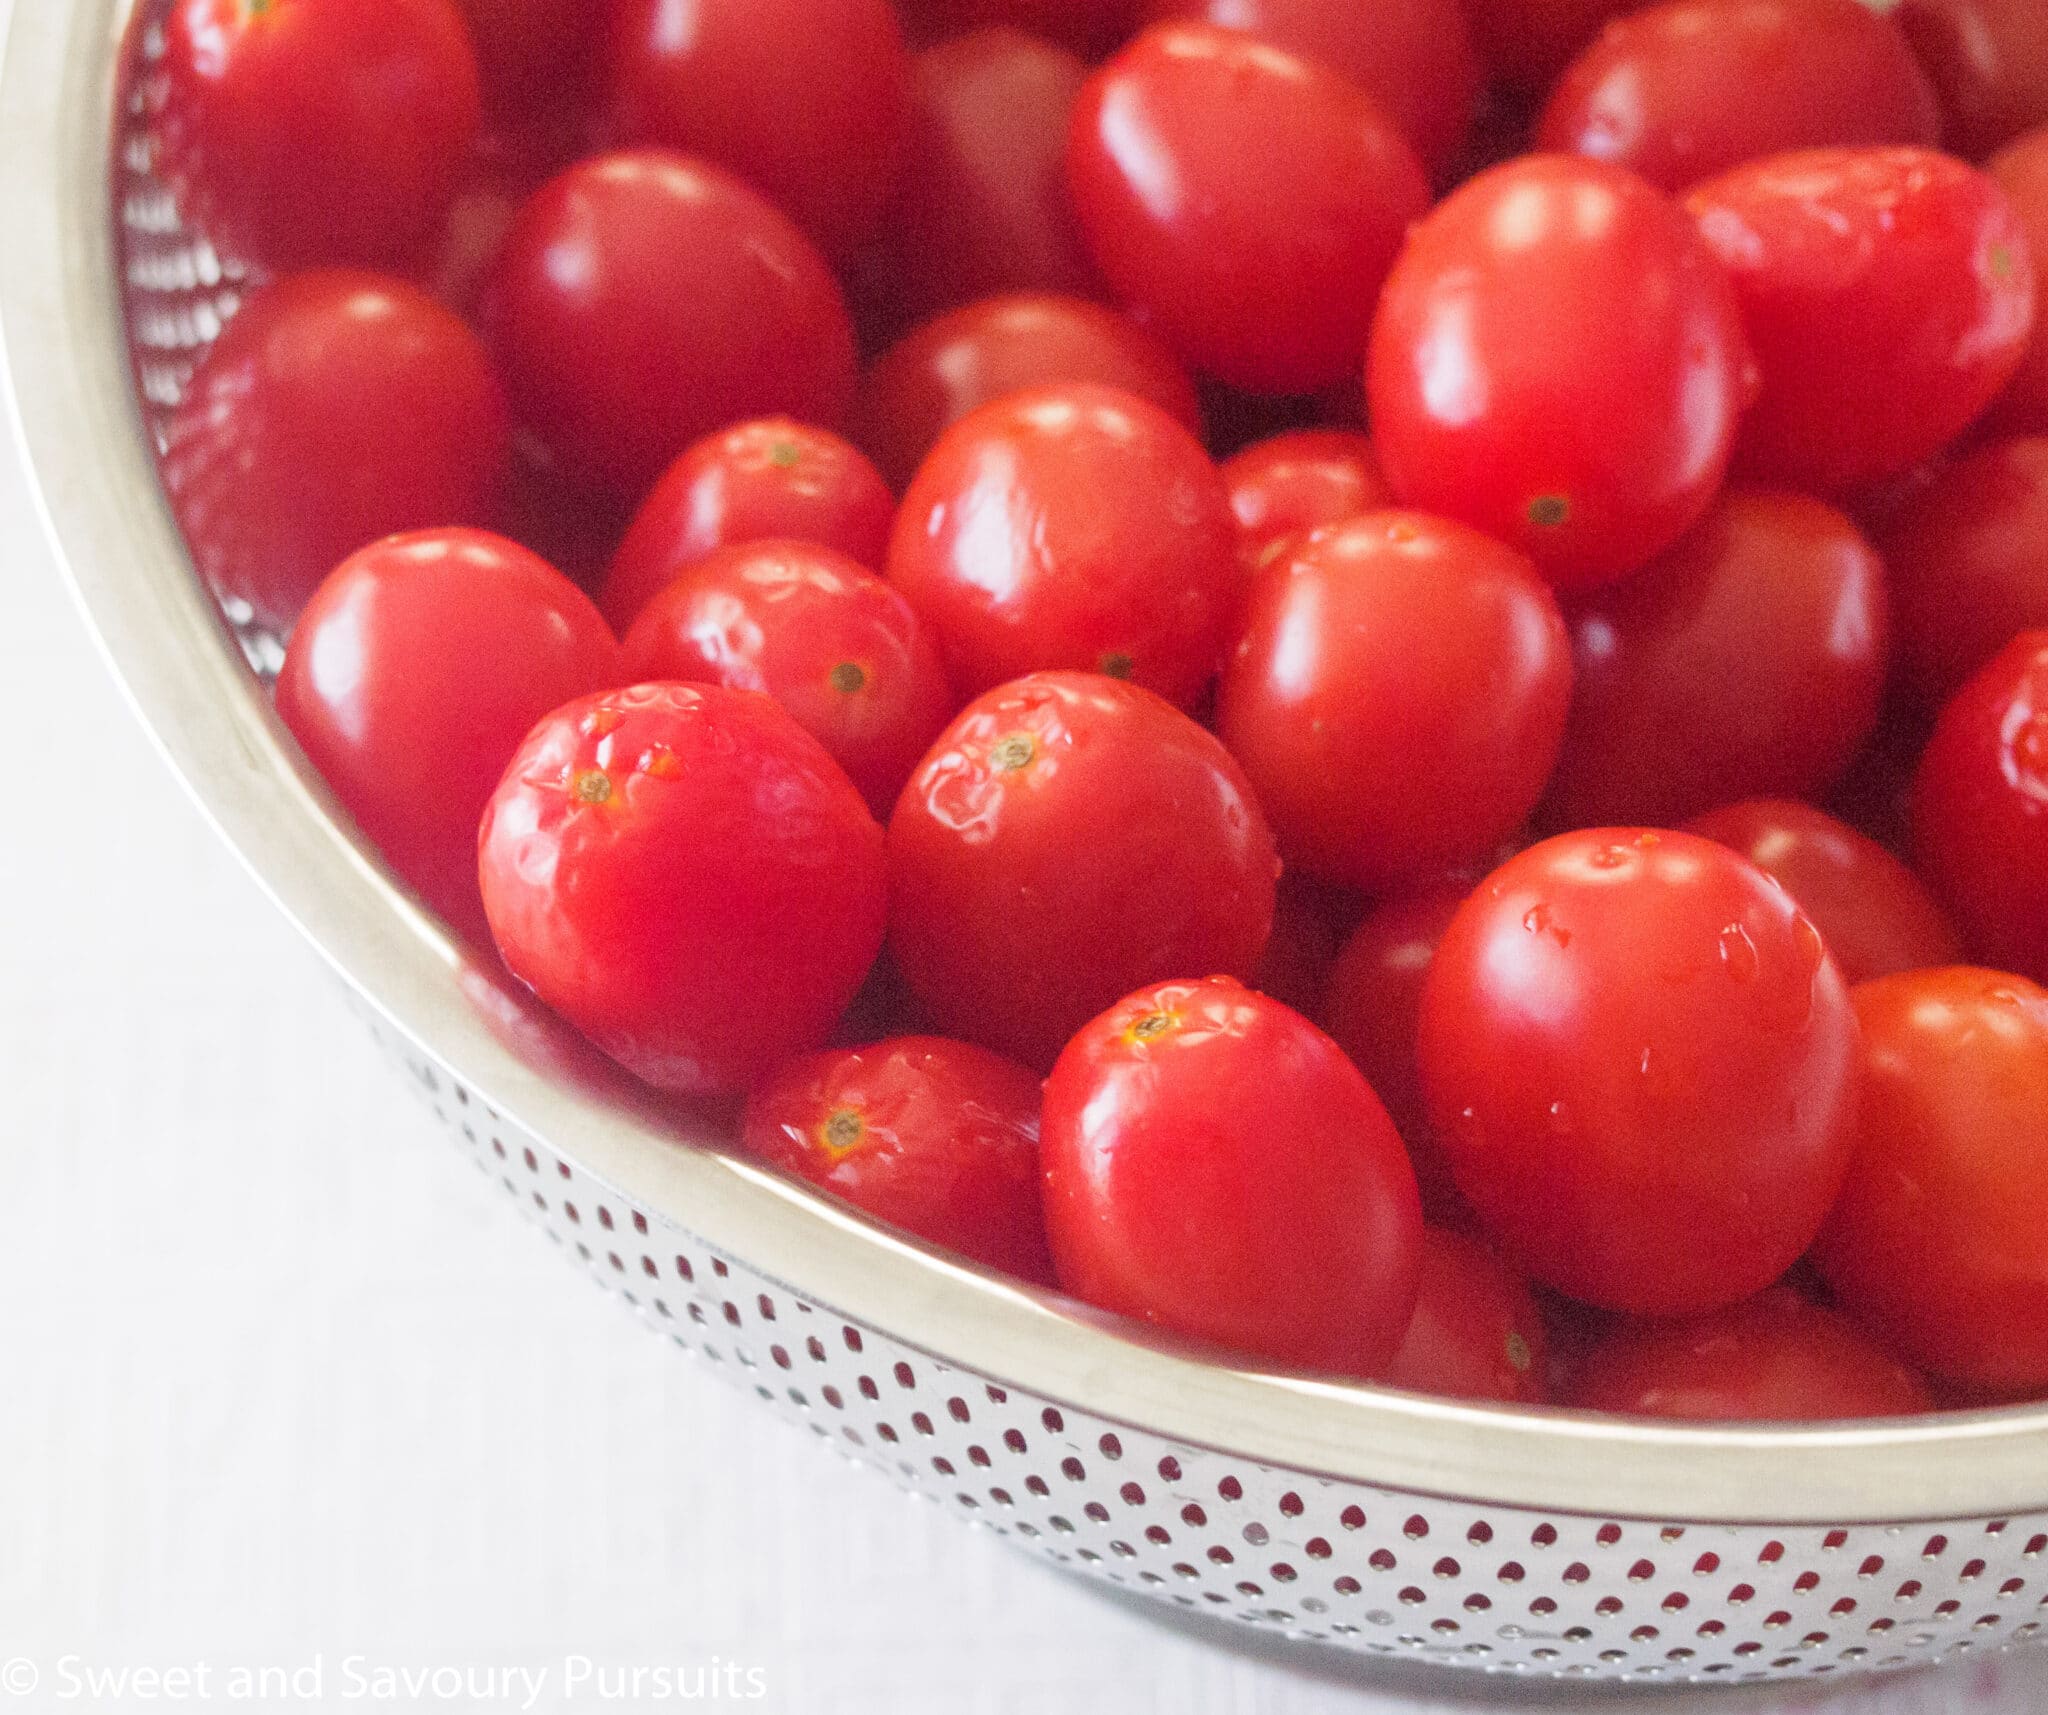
[[2, 18, 2045, 1711]]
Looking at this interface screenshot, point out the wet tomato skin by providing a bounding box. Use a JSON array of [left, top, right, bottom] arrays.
[[1901, 0, 2048, 161], [743, 1035, 1056, 1283], [621, 540, 954, 819], [1220, 431, 1392, 569], [1986, 131, 2048, 434], [1385, 1227, 1550, 1405], [1042, 977, 1423, 1377], [888, 673, 1278, 1070], [478, 683, 887, 1096], [1815, 968, 2048, 1393], [1418, 830, 1861, 1317]]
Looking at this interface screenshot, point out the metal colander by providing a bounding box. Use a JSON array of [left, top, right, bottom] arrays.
[[5, 0, 2048, 1690]]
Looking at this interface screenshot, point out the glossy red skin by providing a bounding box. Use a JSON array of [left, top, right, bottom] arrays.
[[1368, 156, 1753, 592], [1216, 513, 1573, 890], [901, 0, 1137, 59], [1539, 0, 1938, 194], [159, 0, 480, 269], [603, 0, 910, 258], [1568, 1289, 1932, 1421], [887, 673, 1278, 1069], [600, 420, 896, 634], [1042, 977, 1422, 1377], [1385, 1228, 1550, 1405], [1688, 147, 2035, 492], [1684, 800, 1961, 987], [621, 540, 953, 819], [1545, 488, 1890, 829], [1901, 0, 2048, 161], [1324, 888, 1469, 1220], [1220, 431, 1392, 569], [886, 385, 1238, 706], [484, 150, 856, 500], [854, 294, 1200, 491], [1136, 0, 1481, 178], [1912, 633, 2048, 983], [275, 530, 620, 943], [1884, 437, 2048, 712], [1816, 968, 2048, 1392], [1068, 25, 1431, 396], [160, 272, 509, 635], [1986, 132, 2048, 433], [742, 1035, 1055, 1284], [1465, 0, 1633, 95], [454, 0, 595, 119], [478, 683, 886, 1096], [1417, 830, 1861, 1316]]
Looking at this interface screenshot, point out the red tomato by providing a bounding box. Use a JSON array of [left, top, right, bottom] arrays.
[[1544, 488, 1890, 828], [1567, 1289, 1932, 1421], [1683, 800, 1961, 987], [161, 272, 509, 635], [743, 1036, 1055, 1283], [1901, 0, 2048, 161], [1068, 25, 1431, 395], [603, 0, 911, 258], [1368, 156, 1753, 592], [1418, 830, 1861, 1316], [413, 137, 548, 324], [1688, 147, 2035, 492], [1884, 437, 2048, 712], [899, 0, 1137, 59], [1987, 130, 2048, 433], [886, 385, 1238, 706], [1219, 431, 1392, 569], [621, 541, 953, 818], [1136, 0, 1481, 178], [1324, 888, 1469, 1220], [600, 420, 896, 634], [1042, 977, 1422, 1376], [454, 0, 595, 119], [1539, 0, 1937, 194], [888, 673, 1278, 1069], [1816, 967, 2048, 1392], [1385, 1228, 1550, 1405], [854, 294, 1199, 491], [159, 0, 480, 269], [484, 151, 856, 500], [1464, 0, 1633, 95], [1215, 513, 1573, 890], [275, 530, 620, 942], [478, 683, 886, 1096], [1250, 871, 1353, 1020], [1911, 632, 2048, 983]]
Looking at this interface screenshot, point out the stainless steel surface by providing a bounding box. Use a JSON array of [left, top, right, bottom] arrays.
[[3, 0, 2046, 1687]]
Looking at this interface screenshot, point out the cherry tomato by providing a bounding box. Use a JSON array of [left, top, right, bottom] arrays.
[[900, 0, 1137, 58], [1900, 0, 2048, 161], [1385, 1228, 1550, 1405], [1136, 0, 1481, 179], [1216, 513, 1573, 890], [621, 540, 953, 818], [743, 1036, 1055, 1283], [600, 419, 896, 634], [1683, 800, 1961, 987], [484, 150, 856, 500], [1464, 0, 1633, 96], [1884, 436, 2048, 712], [1911, 632, 2048, 983], [854, 294, 1200, 491], [888, 673, 1278, 1069], [274, 530, 620, 942], [161, 272, 509, 635], [1219, 431, 1391, 569], [1042, 977, 1422, 1376], [886, 385, 1238, 706], [413, 136, 550, 324], [159, 0, 481, 270], [1815, 967, 2048, 1393], [479, 683, 886, 1096], [1418, 830, 1861, 1316], [1688, 146, 2035, 492], [1544, 488, 1890, 828], [1986, 130, 2048, 433], [1567, 1288, 1932, 1421], [603, 0, 911, 258], [1368, 156, 1753, 592], [454, 0, 596, 120], [1068, 25, 1431, 396]]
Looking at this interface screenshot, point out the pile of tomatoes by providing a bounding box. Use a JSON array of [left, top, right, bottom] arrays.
[[138, 0, 2048, 1423]]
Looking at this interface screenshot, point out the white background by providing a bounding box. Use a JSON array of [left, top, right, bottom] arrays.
[[3, 6, 2048, 1710]]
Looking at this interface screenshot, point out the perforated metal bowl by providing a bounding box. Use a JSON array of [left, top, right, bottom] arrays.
[[7, 0, 2048, 1691]]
